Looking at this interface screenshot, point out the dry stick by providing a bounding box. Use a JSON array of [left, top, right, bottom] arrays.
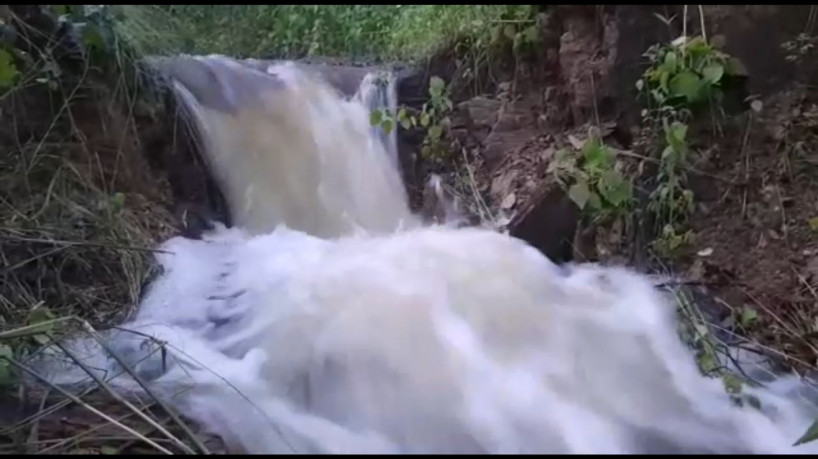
[[459, 148, 496, 228], [48, 335, 196, 455], [3, 358, 173, 455], [0, 234, 172, 255], [23, 45, 91, 178], [111, 325, 298, 454], [36, 401, 159, 454], [1, 245, 67, 275], [25, 387, 51, 454], [739, 114, 753, 219], [0, 317, 75, 340], [81, 323, 212, 454], [5, 338, 169, 439], [739, 286, 818, 358]]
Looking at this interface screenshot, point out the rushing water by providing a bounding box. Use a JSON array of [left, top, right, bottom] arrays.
[[33, 55, 818, 454]]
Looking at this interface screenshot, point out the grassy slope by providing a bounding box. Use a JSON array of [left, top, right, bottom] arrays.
[[158, 5, 537, 61]]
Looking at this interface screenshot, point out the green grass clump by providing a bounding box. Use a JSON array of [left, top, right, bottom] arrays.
[[161, 5, 537, 61]]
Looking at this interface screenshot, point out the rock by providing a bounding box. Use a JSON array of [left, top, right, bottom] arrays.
[[500, 193, 516, 210], [458, 97, 502, 129], [557, 6, 619, 126], [490, 170, 516, 197], [509, 184, 579, 264], [482, 106, 537, 167]]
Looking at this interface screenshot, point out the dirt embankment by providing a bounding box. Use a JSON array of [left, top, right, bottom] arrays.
[[411, 5, 818, 368]]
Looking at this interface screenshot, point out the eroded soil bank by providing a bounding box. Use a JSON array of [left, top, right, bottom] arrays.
[[413, 5, 818, 370]]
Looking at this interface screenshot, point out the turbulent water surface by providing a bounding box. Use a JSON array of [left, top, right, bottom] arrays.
[[34, 55, 818, 454]]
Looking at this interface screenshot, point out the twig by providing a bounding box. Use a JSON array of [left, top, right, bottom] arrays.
[[81, 322, 211, 454], [0, 234, 171, 254], [48, 334, 196, 454], [35, 401, 157, 454], [3, 357, 174, 455], [738, 114, 753, 219], [112, 324, 298, 453], [0, 317, 75, 340]]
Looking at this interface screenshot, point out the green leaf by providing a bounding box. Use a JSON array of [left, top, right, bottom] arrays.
[[522, 25, 538, 43], [369, 109, 383, 126], [82, 24, 106, 52], [0, 363, 12, 388], [27, 306, 54, 326], [100, 446, 119, 455], [503, 24, 516, 40], [635, 79, 644, 91], [420, 112, 431, 128], [582, 140, 613, 171], [702, 62, 725, 84], [724, 57, 748, 77], [740, 307, 758, 327], [111, 192, 126, 211], [659, 69, 670, 91], [808, 216, 818, 232], [684, 36, 712, 57], [696, 351, 718, 373], [587, 191, 602, 211], [428, 124, 443, 141], [568, 180, 591, 209], [381, 118, 394, 135], [669, 71, 702, 102], [51, 5, 70, 16], [0, 344, 11, 361], [722, 373, 743, 395], [795, 418, 818, 446], [746, 394, 762, 410], [667, 121, 688, 145], [0, 48, 20, 89], [663, 51, 678, 73], [429, 76, 445, 98], [600, 170, 632, 207], [490, 24, 503, 43]]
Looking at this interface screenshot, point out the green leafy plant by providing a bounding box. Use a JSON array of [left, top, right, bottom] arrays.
[[637, 35, 746, 110], [674, 291, 762, 414], [647, 120, 696, 258], [637, 34, 744, 258], [0, 5, 147, 97], [160, 5, 537, 61], [548, 133, 634, 223], [370, 75, 454, 162], [0, 47, 20, 89]]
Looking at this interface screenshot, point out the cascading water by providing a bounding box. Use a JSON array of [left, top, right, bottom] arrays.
[[31, 55, 818, 454], [145, 55, 415, 238]]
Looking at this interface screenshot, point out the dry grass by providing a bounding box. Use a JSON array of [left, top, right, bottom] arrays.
[[0, 318, 224, 455], [0, 7, 200, 453]]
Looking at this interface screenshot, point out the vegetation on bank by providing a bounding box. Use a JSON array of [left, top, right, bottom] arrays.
[[160, 5, 538, 61]]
